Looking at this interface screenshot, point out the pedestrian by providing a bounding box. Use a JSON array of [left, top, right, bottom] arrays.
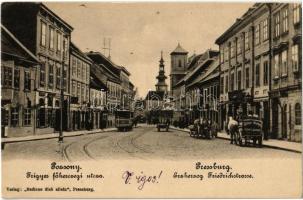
[[166, 118, 170, 126], [211, 121, 218, 138]]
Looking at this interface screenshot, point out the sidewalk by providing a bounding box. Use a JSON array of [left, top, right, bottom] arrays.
[[2, 128, 117, 144], [171, 126, 302, 153]]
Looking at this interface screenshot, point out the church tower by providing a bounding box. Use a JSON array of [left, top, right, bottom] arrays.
[[155, 51, 168, 92], [170, 43, 188, 95]]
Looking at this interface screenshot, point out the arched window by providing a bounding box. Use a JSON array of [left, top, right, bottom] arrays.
[[178, 60, 182, 68], [295, 103, 301, 125]]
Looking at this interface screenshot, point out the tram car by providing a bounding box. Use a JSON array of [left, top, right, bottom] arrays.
[[156, 110, 173, 132], [115, 110, 134, 131]]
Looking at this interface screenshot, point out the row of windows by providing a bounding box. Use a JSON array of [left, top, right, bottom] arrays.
[[71, 56, 90, 82], [40, 62, 68, 91], [71, 80, 89, 103], [40, 20, 68, 56], [255, 18, 269, 45], [2, 107, 32, 127], [108, 82, 121, 99], [221, 19, 268, 63], [220, 43, 300, 94], [91, 90, 106, 107], [255, 61, 269, 87], [220, 4, 301, 64], [274, 44, 300, 78], [221, 30, 254, 63], [2, 66, 31, 91], [201, 85, 219, 105], [274, 4, 301, 38], [220, 60, 269, 94]]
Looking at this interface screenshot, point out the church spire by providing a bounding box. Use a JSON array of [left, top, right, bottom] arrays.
[[155, 51, 168, 92]]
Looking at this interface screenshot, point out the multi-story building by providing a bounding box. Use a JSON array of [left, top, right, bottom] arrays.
[[183, 50, 219, 124], [120, 67, 131, 110], [215, 3, 271, 133], [86, 51, 122, 127], [90, 63, 108, 129], [2, 3, 73, 134], [128, 81, 136, 111], [215, 3, 301, 141], [196, 58, 220, 124], [269, 3, 301, 141], [1, 25, 40, 137], [69, 42, 91, 131]]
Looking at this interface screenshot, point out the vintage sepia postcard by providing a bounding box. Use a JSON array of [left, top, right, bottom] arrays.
[[1, 1, 302, 198]]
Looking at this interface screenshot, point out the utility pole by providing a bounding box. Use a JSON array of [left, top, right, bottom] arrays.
[[59, 36, 66, 143], [103, 37, 111, 59]]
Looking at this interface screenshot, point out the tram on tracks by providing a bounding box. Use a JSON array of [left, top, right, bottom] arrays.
[[115, 110, 134, 131]]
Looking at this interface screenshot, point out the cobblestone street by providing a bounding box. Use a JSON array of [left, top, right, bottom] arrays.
[[2, 125, 300, 162]]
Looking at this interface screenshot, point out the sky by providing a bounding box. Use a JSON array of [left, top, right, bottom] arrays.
[[46, 2, 253, 98]]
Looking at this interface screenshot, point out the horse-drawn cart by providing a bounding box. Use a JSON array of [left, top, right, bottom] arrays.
[[236, 117, 263, 147], [189, 119, 214, 139]]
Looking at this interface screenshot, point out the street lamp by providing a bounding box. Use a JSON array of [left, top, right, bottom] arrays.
[[58, 36, 66, 143]]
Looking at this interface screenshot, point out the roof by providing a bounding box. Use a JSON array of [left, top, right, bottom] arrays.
[[121, 66, 131, 76], [40, 3, 73, 31], [86, 51, 121, 76], [215, 3, 262, 44], [92, 63, 121, 84], [174, 50, 219, 88], [129, 81, 135, 89], [90, 76, 108, 91], [70, 42, 92, 63], [1, 25, 40, 65], [187, 58, 220, 88], [170, 43, 188, 55], [145, 90, 165, 101], [187, 53, 203, 70], [90, 63, 108, 90], [2, 3, 73, 32]]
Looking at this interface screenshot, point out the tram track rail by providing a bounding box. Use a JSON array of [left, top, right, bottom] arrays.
[[62, 135, 110, 162]]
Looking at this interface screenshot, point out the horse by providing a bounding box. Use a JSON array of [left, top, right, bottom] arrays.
[[228, 117, 239, 144]]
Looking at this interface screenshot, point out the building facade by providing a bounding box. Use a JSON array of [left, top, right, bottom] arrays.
[[183, 50, 219, 124], [2, 2, 73, 134], [215, 3, 301, 141], [86, 51, 122, 127], [269, 3, 301, 141], [120, 67, 132, 110], [197, 59, 220, 124], [1, 25, 40, 137], [69, 42, 91, 131], [90, 64, 108, 130], [216, 3, 271, 133]]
